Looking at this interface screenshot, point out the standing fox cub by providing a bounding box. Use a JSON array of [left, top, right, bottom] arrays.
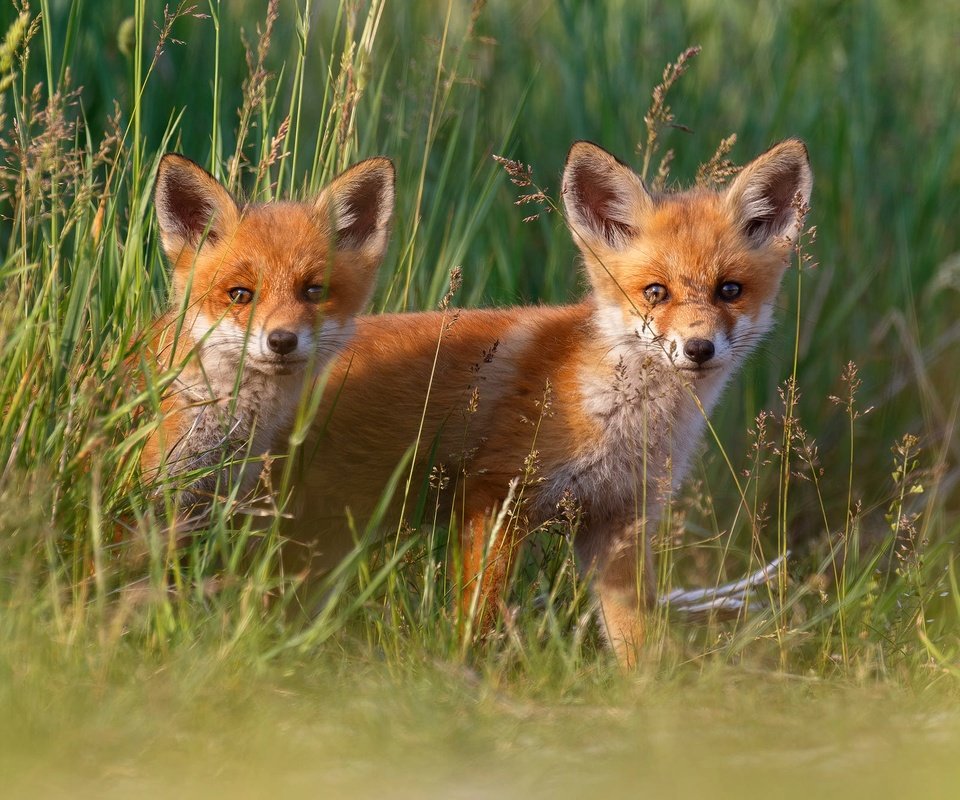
[[288, 139, 811, 666], [141, 154, 395, 514]]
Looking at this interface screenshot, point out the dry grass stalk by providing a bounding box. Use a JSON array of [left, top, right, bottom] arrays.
[[153, 3, 209, 63], [492, 154, 550, 222], [638, 45, 701, 183], [228, 0, 280, 191], [695, 133, 741, 188], [253, 115, 290, 198]]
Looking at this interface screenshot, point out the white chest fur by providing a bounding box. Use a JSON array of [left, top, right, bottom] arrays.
[[538, 330, 730, 524], [167, 362, 305, 500]]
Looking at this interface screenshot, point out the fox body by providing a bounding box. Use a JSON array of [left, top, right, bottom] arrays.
[[141, 154, 395, 510], [286, 139, 812, 665]]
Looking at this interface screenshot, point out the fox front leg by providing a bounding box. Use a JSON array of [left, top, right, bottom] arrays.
[[457, 483, 525, 642], [575, 515, 657, 668]]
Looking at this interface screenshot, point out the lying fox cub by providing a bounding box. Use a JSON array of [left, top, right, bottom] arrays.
[[141, 154, 395, 517], [285, 139, 811, 666]]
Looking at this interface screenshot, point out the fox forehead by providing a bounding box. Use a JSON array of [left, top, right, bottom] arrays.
[[634, 195, 743, 279], [224, 203, 331, 277], [614, 193, 787, 303], [179, 205, 332, 302]]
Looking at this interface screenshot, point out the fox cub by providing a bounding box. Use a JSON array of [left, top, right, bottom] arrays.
[[288, 139, 811, 665], [141, 155, 395, 514]]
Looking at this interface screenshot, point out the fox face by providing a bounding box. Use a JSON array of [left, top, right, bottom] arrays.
[[154, 155, 395, 380], [563, 140, 812, 379]]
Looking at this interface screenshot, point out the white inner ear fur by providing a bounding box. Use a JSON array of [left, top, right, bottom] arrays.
[[340, 180, 394, 233], [737, 187, 777, 227], [155, 161, 238, 259], [318, 162, 395, 255], [563, 149, 651, 250], [331, 192, 359, 234], [728, 145, 813, 245]]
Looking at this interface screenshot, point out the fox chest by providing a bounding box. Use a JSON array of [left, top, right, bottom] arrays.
[[168, 371, 299, 493], [534, 384, 707, 523]]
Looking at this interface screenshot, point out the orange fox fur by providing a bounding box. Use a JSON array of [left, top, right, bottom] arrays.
[[284, 139, 812, 666], [141, 154, 395, 513]]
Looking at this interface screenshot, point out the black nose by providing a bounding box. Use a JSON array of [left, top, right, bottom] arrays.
[[267, 329, 298, 356], [683, 337, 715, 364]]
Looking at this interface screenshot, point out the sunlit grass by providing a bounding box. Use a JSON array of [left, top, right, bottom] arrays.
[[3, 645, 960, 798]]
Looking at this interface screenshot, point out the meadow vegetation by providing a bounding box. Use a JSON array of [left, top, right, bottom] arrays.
[[0, 0, 958, 794]]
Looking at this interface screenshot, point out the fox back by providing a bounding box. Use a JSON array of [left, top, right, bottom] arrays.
[[287, 139, 811, 665]]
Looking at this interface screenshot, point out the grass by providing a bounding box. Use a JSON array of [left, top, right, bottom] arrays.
[[1, 0, 959, 794], [5, 650, 960, 798]]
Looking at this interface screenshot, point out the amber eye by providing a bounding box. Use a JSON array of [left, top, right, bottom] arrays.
[[718, 282, 742, 301], [305, 285, 326, 303], [643, 283, 669, 306], [228, 287, 254, 304]]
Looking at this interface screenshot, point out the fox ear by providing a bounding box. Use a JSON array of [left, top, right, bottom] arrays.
[[725, 139, 812, 247], [154, 154, 239, 260], [316, 157, 395, 261], [562, 141, 652, 251]]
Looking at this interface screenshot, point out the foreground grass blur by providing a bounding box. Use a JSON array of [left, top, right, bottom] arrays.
[[3, 647, 960, 798]]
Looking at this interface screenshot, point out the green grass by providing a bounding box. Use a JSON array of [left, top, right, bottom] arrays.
[[4, 649, 960, 798], [1, 0, 959, 794]]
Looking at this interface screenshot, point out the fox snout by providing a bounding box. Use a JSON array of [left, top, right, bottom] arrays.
[[267, 329, 299, 356], [683, 337, 715, 365]]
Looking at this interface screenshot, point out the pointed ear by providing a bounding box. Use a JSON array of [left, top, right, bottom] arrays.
[[562, 141, 652, 251], [154, 154, 239, 260], [725, 139, 813, 247], [315, 157, 395, 261]]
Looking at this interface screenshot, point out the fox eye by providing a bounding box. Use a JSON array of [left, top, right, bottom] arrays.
[[228, 287, 254, 304], [643, 283, 669, 306], [305, 285, 326, 303], [718, 282, 742, 301]]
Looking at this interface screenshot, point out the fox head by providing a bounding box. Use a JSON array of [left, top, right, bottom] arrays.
[[562, 139, 812, 378], [154, 155, 395, 377]]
